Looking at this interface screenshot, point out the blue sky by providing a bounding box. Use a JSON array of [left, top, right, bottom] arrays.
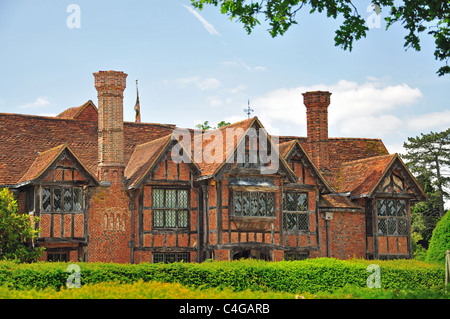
[[0, 0, 449, 155]]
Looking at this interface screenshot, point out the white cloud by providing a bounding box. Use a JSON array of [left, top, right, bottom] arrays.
[[220, 59, 266, 72], [198, 78, 221, 91], [176, 76, 221, 91], [406, 110, 450, 131], [181, 4, 220, 36], [19, 96, 50, 109], [252, 79, 423, 138]]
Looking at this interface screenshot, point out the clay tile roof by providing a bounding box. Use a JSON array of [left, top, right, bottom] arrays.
[[56, 100, 97, 120], [277, 140, 297, 159], [336, 154, 396, 196], [0, 112, 176, 186], [194, 117, 256, 178], [16, 144, 67, 185], [319, 194, 363, 211], [125, 134, 172, 188]]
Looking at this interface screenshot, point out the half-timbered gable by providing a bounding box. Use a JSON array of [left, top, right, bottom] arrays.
[[14, 144, 99, 261]]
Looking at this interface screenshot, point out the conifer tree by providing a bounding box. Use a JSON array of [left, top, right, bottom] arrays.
[[402, 128, 450, 217]]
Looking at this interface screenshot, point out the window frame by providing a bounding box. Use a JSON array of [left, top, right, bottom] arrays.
[[231, 191, 276, 217], [152, 188, 190, 230], [282, 192, 309, 232], [376, 198, 409, 236], [41, 186, 83, 214], [152, 252, 190, 263]]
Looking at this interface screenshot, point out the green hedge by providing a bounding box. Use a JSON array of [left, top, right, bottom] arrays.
[[0, 258, 445, 294], [427, 211, 450, 265]]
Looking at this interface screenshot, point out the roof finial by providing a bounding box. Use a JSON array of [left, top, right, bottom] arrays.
[[244, 99, 254, 119]]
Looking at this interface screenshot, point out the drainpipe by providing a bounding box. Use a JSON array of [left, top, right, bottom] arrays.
[[322, 212, 333, 257]]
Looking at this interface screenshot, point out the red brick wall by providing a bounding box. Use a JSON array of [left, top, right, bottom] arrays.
[[87, 168, 131, 263]]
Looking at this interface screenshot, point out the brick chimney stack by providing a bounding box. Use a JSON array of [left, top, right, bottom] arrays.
[[302, 91, 331, 171], [94, 70, 128, 181]]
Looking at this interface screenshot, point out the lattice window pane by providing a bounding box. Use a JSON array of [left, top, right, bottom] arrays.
[[378, 219, 387, 235], [153, 189, 164, 208], [166, 253, 176, 263], [250, 193, 258, 216], [267, 194, 274, 216], [234, 192, 242, 216], [153, 210, 164, 228], [177, 253, 189, 262], [178, 210, 188, 228], [387, 200, 396, 216], [242, 192, 250, 216], [258, 193, 266, 216], [298, 213, 308, 230], [398, 219, 408, 235], [165, 190, 176, 208], [285, 193, 297, 211], [396, 200, 406, 217], [177, 190, 188, 208], [53, 188, 62, 212], [165, 210, 176, 228], [153, 253, 164, 263], [297, 194, 308, 211], [284, 213, 297, 230], [42, 188, 51, 212], [63, 188, 73, 212], [73, 188, 82, 212], [387, 218, 397, 235], [377, 199, 386, 216]]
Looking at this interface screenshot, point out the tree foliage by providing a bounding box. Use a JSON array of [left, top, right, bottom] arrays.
[[401, 128, 450, 217], [195, 120, 231, 130], [0, 188, 44, 263], [191, 0, 450, 76]]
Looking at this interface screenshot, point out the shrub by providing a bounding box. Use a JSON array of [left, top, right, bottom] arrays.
[[0, 258, 445, 294], [426, 211, 450, 265], [0, 188, 44, 263]]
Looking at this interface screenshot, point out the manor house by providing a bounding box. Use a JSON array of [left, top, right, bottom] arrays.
[[0, 70, 426, 263]]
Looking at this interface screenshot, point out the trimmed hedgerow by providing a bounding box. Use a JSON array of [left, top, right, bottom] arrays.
[[0, 258, 445, 294]]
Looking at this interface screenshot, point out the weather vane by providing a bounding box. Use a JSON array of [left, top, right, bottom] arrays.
[[244, 99, 254, 119]]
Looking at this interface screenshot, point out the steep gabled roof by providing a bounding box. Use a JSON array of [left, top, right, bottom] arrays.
[[336, 154, 395, 196], [195, 117, 297, 183], [56, 100, 98, 120], [278, 139, 334, 193], [335, 153, 426, 200], [16, 143, 99, 187], [0, 112, 175, 186]]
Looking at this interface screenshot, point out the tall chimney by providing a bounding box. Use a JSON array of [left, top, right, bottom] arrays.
[[94, 70, 128, 181], [302, 91, 331, 171]]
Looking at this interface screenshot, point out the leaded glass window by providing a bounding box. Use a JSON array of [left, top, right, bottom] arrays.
[[42, 187, 82, 213], [376, 199, 408, 236], [283, 192, 309, 231], [152, 189, 189, 229], [153, 252, 190, 263], [232, 191, 276, 217]]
